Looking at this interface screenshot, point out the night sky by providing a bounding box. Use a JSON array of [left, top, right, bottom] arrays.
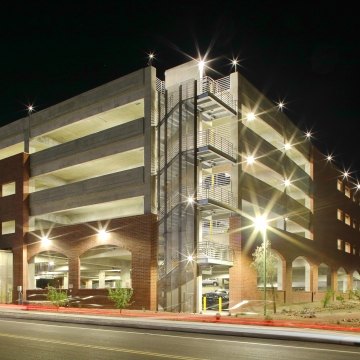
[[1, 1, 359, 173]]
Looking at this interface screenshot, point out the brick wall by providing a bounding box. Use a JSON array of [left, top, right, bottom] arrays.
[[26, 214, 158, 310]]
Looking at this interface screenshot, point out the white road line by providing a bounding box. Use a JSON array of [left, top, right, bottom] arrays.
[[0, 318, 359, 355]]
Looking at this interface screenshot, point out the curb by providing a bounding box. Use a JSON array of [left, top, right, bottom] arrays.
[[0, 309, 359, 347]]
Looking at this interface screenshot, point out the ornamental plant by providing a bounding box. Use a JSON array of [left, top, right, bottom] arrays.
[[46, 286, 68, 308], [107, 281, 134, 313]]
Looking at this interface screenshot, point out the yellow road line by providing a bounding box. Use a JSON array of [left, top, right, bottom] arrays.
[[0, 332, 206, 360]]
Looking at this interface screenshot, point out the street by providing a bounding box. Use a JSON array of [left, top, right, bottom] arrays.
[[0, 318, 359, 359]]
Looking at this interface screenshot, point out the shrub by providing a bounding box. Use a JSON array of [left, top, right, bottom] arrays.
[[107, 282, 133, 313], [321, 289, 334, 308], [47, 286, 68, 308]]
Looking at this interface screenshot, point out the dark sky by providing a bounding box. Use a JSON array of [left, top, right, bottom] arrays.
[[1, 1, 359, 173]]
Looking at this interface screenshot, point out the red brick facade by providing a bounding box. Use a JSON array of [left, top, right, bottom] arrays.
[[26, 214, 158, 310], [0, 153, 29, 302]]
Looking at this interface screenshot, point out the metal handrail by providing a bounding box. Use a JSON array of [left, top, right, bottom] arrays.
[[197, 129, 235, 159], [198, 186, 237, 209], [199, 76, 237, 112], [197, 241, 233, 262]]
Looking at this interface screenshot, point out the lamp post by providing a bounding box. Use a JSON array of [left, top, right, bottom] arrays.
[[254, 216, 268, 316]]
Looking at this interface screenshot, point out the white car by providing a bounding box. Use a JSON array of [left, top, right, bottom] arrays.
[[202, 278, 219, 286], [215, 289, 229, 295]]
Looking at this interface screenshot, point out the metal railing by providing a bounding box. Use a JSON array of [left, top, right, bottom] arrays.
[[156, 78, 165, 94], [199, 76, 237, 112], [202, 219, 229, 234], [197, 129, 235, 159], [197, 241, 233, 263], [197, 186, 237, 209]]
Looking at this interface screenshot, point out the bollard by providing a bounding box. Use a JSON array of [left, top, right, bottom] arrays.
[[218, 296, 222, 312], [203, 296, 206, 312]]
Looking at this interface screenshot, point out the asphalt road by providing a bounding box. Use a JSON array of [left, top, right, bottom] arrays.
[[0, 318, 359, 360]]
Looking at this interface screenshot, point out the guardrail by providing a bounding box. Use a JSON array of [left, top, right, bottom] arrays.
[[197, 241, 233, 262], [198, 186, 237, 209]]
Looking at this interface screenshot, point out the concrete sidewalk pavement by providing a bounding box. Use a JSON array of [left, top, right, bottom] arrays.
[[0, 304, 359, 347]]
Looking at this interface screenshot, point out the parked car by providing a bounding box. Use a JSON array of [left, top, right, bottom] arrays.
[[202, 278, 219, 286], [204, 291, 229, 310], [214, 288, 229, 295]]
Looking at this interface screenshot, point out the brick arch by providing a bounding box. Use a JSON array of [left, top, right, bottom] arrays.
[[27, 242, 71, 261], [269, 248, 286, 263], [77, 236, 132, 258], [289, 255, 314, 267], [269, 248, 286, 291]]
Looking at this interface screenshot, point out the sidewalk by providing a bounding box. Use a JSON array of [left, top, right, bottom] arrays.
[[0, 304, 359, 346]]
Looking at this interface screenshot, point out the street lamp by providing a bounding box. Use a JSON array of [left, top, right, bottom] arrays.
[[254, 215, 268, 316]]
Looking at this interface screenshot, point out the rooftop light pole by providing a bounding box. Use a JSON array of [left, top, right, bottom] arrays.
[[147, 52, 155, 66], [25, 104, 34, 153], [231, 58, 239, 72]]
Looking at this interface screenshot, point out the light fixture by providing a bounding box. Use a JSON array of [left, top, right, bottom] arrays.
[[27, 104, 34, 114], [246, 155, 255, 165], [187, 255, 194, 262], [283, 179, 291, 187], [356, 183, 360, 191], [246, 112, 256, 121], [187, 196, 195, 205], [41, 236, 50, 245], [276, 101, 285, 111], [254, 215, 268, 232], [49, 261, 55, 266], [231, 58, 239, 72], [284, 142, 292, 151], [147, 52, 155, 65], [98, 229, 109, 241], [326, 154, 333, 162], [342, 171, 349, 179], [305, 131, 312, 139], [198, 59, 205, 79]]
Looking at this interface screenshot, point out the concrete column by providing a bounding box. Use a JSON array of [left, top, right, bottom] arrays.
[[85, 280, 92, 289], [99, 271, 106, 288], [63, 274, 68, 289], [27, 262, 36, 290]]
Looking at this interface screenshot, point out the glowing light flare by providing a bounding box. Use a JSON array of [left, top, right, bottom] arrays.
[[284, 142, 292, 151], [342, 171, 349, 179], [356, 183, 360, 191], [231, 58, 239, 72], [305, 131, 312, 139], [326, 154, 333, 162], [283, 179, 291, 187], [98, 229, 109, 241], [246, 112, 256, 121], [147, 52, 155, 65], [198, 59, 205, 79], [187, 196, 195, 205], [276, 101, 285, 111], [254, 216, 268, 232], [41, 236, 50, 245], [27, 104, 34, 114], [246, 155, 255, 165], [187, 255, 194, 262]]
